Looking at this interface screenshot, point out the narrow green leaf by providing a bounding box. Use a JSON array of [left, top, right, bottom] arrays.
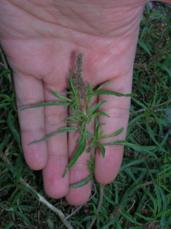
[[19, 101, 68, 111], [86, 84, 94, 103], [69, 78, 78, 97], [131, 96, 147, 109], [146, 122, 166, 152], [65, 114, 82, 123], [94, 111, 110, 117], [101, 127, 124, 139], [0, 68, 11, 77], [7, 111, 20, 146], [121, 159, 144, 171], [94, 89, 131, 97], [29, 126, 78, 144], [103, 140, 156, 153], [70, 175, 92, 188], [138, 39, 152, 56], [94, 118, 101, 142], [89, 100, 107, 115], [135, 212, 154, 222], [97, 144, 106, 157], [120, 210, 141, 225], [88, 156, 95, 174], [49, 89, 71, 102], [65, 131, 86, 173]]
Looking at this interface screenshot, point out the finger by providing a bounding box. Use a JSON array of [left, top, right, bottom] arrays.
[[43, 85, 69, 199], [95, 74, 132, 184], [65, 97, 97, 206], [14, 73, 47, 170]]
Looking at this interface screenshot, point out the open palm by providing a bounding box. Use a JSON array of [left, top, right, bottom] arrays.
[[0, 0, 146, 205]]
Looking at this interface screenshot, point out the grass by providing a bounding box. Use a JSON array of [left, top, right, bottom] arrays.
[[0, 2, 171, 229]]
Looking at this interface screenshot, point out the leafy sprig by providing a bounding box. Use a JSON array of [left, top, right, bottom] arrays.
[[20, 53, 128, 188]]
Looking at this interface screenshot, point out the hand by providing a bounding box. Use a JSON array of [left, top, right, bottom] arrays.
[[0, 0, 146, 205]]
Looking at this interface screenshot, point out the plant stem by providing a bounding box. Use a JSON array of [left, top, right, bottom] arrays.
[[88, 184, 105, 229], [20, 179, 74, 229]]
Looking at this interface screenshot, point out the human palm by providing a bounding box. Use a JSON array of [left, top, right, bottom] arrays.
[[0, 0, 146, 205]]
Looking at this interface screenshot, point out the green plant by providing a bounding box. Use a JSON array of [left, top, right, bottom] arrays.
[[20, 53, 130, 189]]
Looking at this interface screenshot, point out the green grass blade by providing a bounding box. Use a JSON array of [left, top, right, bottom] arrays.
[[101, 127, 124, 139], [19, 101, 69, 111], [138, 39, 152, 56], [88, 156, 95, 174], [120, 210, 141, 226], [70, 175, 92, 188], [7, 111, 20, 146], [86, 84, 94, 103], [97, 144, 106, 157], [95, 111, 110, 117], [94, 89, 131, 97], [131, 96, 147, 109], [89, 100, 107, 115], [103, 140, 156, 153], [65, 131, 86, 173], [29, 127, 78, 144], [68, 78, 78, 97], [49, 89, 71, 102]]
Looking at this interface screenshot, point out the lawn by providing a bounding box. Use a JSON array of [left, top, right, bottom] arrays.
[[0, 2, 171, 229]]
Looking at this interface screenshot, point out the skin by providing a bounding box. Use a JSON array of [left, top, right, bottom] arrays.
[[0, 0, 170, 206]]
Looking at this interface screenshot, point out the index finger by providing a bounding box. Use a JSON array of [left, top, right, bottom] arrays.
[[14, 72, 47, 170]]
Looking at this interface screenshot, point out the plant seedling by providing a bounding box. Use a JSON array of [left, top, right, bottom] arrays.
[[19, 52, 131, 228], [20, 53, 130, 187]]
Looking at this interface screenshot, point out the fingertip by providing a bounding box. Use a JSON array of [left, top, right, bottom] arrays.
[[65, 155, 92, 206], [23, 139, 48, 170], [95, 145, 123, 185], [43, 172, 69, 199], [95, 168, 117, 185], [66, 184, 91, 206], [43, 155, 69, 199], [44, 179, 69, 199], [26, 153, 47, 171]]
